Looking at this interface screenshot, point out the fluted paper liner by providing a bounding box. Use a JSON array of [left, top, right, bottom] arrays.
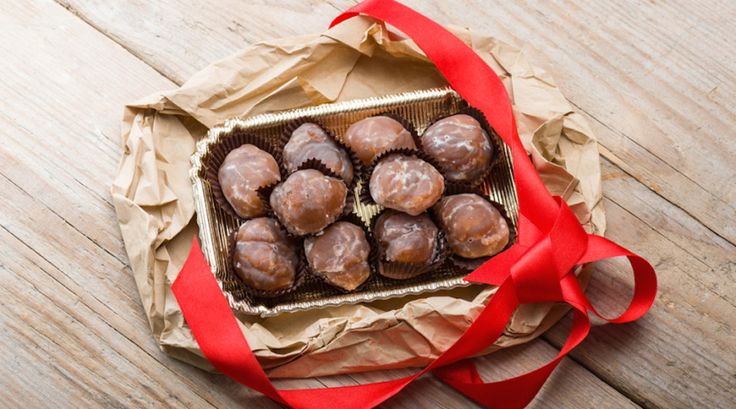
[[227, 226, 306, 298], [303, 213, 375, 292], [203, 130, 283, 220], [280, 117, 362, 186], [360, 146, 447, 214], [420, 106, 502, 189], [431, 186, 518, 273], [369, 209, 449, 280], [266, 159, 355, 238], [338, 111, 417, 175]]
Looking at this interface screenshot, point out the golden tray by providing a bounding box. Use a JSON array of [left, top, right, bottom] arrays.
[[190, 88, 518, 317]]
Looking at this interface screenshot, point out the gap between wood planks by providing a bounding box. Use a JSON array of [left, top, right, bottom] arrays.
[[574, 103, 734, 248]]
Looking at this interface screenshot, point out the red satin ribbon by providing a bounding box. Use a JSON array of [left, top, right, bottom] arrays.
[[171, 1, 657, 408]]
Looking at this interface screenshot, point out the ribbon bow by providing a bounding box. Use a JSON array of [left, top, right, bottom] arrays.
[[171, 1, 657, 408], [432, 196, 656, 408], [474, 197, 589, 303]]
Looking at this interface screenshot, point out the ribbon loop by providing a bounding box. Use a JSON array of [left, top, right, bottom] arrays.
[[510, 236, 562, 303], [547, 198, 588, 274], [507, 197, 588, 304]]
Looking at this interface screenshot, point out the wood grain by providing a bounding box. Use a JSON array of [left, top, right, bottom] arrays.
[[0, 0, 281, 407], [543, 158, 736, 408], [56, 0, 351, 84], [316, 339, 643, 409], [401, 0, 736, 245], [0, 0, 636, 408]]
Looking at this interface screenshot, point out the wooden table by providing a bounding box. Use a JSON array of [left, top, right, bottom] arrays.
[[1, 1, 734, 407]]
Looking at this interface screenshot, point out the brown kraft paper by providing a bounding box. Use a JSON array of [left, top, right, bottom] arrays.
[[111, 16, 604, 378]]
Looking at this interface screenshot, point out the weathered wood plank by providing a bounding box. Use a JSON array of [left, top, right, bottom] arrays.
[[315, 338, 642, 408], [0, 186, 276, 408], [379, 340, 641, 409], [56, 0, 350, 84], [542, 158, 736, 408], [0, 0, 295, 406], [472, 341, 641, 409], [56, 0, 736, 248]]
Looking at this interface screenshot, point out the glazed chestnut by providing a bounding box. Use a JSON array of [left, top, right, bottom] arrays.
[[218, 144, 281, 218], [270, 169, 348, 236], [369, 154, 444, 216], [344, 116, 416, 165], [232, 218, 298, 292], [374, 211, 438, 265], [434, 193, 510, 258], [304, 221, 371, 291], [283, 122, 354, 183], [421, 114, 493, 182]]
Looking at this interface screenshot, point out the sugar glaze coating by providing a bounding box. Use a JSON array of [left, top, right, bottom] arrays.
[[232, 217, 298, 291], [270, 169, 348, 236], [421, 114, 492, 182], [369, 154, 444, 216], [304, 221, 371, 291], [435, 193, 509, 258], [218, 144, 281, 218]]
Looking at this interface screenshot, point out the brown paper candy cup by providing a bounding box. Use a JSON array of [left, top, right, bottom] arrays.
[[204, 130, 284, 220], [227, 225, 306, 299], [431, 187, 517, 273], [369, 209, 449, 280], [280, 117, 362, 188], [302, 213, 375, 292], [360, 147, 446, 216], [267, 159, 355, 237], [344, 112, 419, 179], [254, 183, 277, 221]]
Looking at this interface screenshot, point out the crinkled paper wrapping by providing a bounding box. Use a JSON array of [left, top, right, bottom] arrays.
[[111, 16, 604, 378]]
